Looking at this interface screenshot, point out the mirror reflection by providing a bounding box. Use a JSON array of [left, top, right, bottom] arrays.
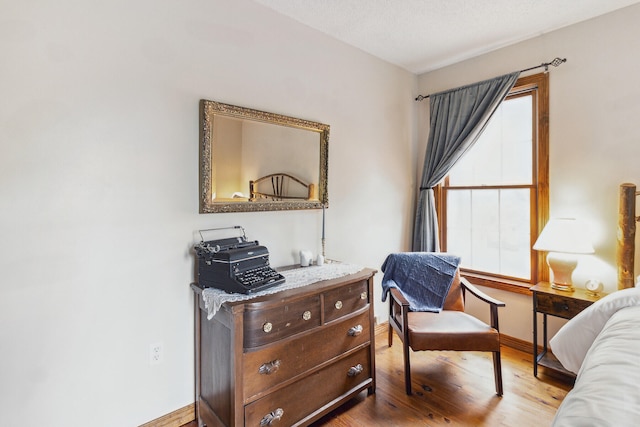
[[199, 100, 329, 213]]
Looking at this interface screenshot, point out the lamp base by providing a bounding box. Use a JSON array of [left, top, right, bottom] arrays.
[[550, 282, 574, 292], [547, 252, 578, 292]]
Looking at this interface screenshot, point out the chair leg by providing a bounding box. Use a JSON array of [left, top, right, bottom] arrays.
[[388, 323, 393, 347], [403, 341, 412, 395], [493, 350, 503, 396]]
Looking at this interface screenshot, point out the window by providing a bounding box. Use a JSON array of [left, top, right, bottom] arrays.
[[437, 73, 549, 292]]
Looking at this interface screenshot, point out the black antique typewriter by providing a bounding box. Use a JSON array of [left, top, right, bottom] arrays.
[[194, 226, 285, 294]]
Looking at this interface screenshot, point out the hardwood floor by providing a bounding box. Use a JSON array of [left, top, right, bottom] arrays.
[[182, 327, 571, 427]]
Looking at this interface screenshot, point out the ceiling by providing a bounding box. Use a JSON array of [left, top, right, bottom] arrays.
[[252, 0, 640, 74]]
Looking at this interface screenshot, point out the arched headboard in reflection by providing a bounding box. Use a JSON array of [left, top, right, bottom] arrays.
[[249, 173, 315, 202]]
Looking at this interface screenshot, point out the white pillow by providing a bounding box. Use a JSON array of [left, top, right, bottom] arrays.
[[549, 287, 640, 374]]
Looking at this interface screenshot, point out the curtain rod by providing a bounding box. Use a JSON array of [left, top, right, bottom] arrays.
[[414, 57, 566, 101]]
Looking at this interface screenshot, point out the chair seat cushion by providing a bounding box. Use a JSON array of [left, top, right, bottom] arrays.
[[407, 311, 500, 352]]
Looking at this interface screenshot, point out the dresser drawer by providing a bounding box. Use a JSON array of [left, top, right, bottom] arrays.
[[535, 292, 592, 318], [243, 295, 321, 348], [243, 309, 371, 400], [244, 347, 371, 427], [323, 280, 369, 323]]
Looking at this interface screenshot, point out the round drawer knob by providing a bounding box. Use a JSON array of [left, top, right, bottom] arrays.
[[302, 310, 311, 321], [360, 292, 367, 300], [335, 300, 343, 310], [263, 322, 273, 333]]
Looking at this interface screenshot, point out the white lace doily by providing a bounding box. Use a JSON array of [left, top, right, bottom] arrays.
[[201, 263, 364, 319]]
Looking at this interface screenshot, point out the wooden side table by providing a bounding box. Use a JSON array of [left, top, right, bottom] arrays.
[[530, 282, 605, 378]]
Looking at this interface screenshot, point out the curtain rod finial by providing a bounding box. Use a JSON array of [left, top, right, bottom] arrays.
[[544, 57, 566, 73]]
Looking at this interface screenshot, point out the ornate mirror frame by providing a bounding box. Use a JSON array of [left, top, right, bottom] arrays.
[[199, 99, 329, 213]]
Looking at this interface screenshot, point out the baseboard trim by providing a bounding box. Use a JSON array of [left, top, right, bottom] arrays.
[[374, 321, 388, 337], [500, 333, 538, 354], [139, 403, 195, 427]]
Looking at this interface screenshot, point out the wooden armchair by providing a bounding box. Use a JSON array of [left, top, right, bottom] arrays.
[[388, 270, 506, 396]]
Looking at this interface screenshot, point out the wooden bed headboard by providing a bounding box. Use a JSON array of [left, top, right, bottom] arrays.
[[617, 183, 639, 289]]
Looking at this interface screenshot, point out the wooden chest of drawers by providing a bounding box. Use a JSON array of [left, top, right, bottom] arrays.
[[191, 268, 377, 427]]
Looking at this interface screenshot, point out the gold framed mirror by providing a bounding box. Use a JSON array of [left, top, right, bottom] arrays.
[[199, 100, 329, 213]]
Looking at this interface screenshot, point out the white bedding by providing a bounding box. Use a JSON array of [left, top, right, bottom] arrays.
[[552, 304, 640, 426]]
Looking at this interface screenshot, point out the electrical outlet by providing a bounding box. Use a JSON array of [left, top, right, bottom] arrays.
[[150, 342, 163, 365]]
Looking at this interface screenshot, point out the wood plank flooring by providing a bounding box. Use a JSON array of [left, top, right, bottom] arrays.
[[182, 328, 571, 427]]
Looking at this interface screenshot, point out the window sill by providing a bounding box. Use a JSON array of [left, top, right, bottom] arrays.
[[460, 271, 533, 296]]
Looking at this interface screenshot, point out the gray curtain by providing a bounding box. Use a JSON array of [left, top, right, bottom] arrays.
[[412, 72, 520, 252]]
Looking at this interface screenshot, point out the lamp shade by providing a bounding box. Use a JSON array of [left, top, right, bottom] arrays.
[[533, 218, 594, 254]]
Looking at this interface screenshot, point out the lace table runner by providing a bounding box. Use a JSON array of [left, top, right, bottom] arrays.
[[201, 263, 364, 319]]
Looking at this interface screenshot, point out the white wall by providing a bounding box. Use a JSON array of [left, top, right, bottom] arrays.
[[417, 4, 640, 341], [0, 1, 415, 425]]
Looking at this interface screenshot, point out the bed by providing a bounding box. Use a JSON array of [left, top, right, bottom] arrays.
[[549, 183, 640, 426]]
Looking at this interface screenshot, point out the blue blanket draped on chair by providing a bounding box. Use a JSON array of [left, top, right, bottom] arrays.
[[381, 252, 461, 312]]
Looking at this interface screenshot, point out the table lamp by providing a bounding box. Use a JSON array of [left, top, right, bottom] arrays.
[[533, 218, 594, 291]]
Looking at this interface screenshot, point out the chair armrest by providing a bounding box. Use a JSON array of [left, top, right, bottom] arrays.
[[388, 288, 411, 346], [389, 288, 410, 308], [461, 277, 505, 331], [460, 277, 505, 307]]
